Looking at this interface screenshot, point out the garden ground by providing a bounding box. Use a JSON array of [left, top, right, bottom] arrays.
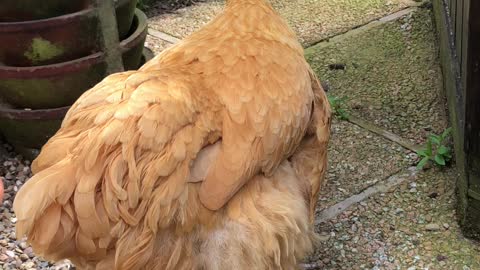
[[1, 0, 479, 269]]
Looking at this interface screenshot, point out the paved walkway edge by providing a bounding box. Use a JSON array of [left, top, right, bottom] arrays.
[[315, 167, 418, 225], [348, 116, 422, 153], [147, 6, 420, 48], [148, 28, 182, 44], [306, 7, 419, 50]]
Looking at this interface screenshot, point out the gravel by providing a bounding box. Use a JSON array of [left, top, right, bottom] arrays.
[[147, 0, 414, 47], [144, 34, 173, 55], [317, 119, 412, 212], [0, 143, 74, 270], [309, 168, 480, 269], [140, 0, 201, 15]]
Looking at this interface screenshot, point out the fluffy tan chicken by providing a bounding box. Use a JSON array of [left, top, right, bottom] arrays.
[[13, 0, 331, 269]]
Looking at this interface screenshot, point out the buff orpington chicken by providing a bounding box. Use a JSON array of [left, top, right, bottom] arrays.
[[13, 0, 331, 269]]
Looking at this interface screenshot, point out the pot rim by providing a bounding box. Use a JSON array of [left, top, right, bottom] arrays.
[[0, 46, 152, 120], [0, 9, 147, 78], [0, 105, 70, 120], [0, 0, 133, 26], [121, 9, 148, 53]]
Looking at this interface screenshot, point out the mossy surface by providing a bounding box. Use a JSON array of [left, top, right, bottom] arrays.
[[305, 9, 448, 144], [24, 38, 64, 65], [310, 167, 480, 269], [318, 119, 411, 211]]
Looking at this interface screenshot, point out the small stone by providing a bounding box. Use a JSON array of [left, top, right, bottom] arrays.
[[5, 250, 15, 258], [23, 261, 35, 269], [443, 223, 450, 230], [318, 233, 330, 242], [16, 259, 23, 268], [19, 242, 28, 249], [425, 223, 440, 231], [0, 254, 8, 262], [24, 247, 34, 258], [437, 255, 448, 261]]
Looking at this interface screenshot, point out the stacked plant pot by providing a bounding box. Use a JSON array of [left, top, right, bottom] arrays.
[[0, 0, 153, 159]]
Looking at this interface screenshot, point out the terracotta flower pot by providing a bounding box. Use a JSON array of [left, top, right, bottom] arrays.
[[0, 0, 138, 67], [0, 9, 148, 110], [0, 0, 91, 22], [0, 47, 154, 160]]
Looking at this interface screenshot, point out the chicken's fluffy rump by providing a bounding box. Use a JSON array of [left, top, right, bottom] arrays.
[[13, 0, 331, 269]]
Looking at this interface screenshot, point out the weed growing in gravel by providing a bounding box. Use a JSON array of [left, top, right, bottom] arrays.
[[137, 0, 150, 10], [416, 127, 453, 170], [327, 95, 350, 120]]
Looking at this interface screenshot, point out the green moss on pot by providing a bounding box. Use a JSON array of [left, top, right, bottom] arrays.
[[0, 9, 148, 109]]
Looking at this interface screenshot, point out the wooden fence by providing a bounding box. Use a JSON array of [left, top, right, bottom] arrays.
[[433, 0, 480, 238]]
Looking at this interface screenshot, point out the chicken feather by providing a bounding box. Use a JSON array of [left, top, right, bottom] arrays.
[[13, 0, 331, 269]]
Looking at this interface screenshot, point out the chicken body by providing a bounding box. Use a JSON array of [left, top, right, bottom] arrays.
[[13, 0, 331, 269]]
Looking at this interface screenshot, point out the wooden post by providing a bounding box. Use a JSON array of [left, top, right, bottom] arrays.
[[463, 0, 480, 238], [94, 0, 125, 73], [434, 0, 480, 238]]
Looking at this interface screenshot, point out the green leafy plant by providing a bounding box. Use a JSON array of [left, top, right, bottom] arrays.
[[136, 0, 150, 10], [416, 127, 453, 170], [327, 95, 349, 120]]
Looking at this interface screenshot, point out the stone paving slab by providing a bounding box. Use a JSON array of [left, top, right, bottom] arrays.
[[145, 34, 173, 55], [309, 167, 480, 270], [318, 119, 411, 211], [147, 0, 415, 47], [305, 8, 448, 144]]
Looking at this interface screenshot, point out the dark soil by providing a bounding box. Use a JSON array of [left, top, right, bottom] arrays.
[[139, 0, 203, 16]]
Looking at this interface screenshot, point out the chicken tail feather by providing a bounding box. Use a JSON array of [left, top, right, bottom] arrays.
[[13, 160, 77, 257]]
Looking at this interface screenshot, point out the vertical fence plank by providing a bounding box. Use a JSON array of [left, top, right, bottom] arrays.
[[434, 0, 480, 238], [449, 0, 453, 17], [460, 0, 471, 86], [452, 0, 458, 39], [462, 0, 470, 89], [464, 0, 480, 236], [456, 0, 464, 73]]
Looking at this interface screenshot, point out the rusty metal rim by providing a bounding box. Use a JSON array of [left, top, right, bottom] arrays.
[[0, 0, 132, 27], [0, 9, 147, 79], [0, 105, 70, 120]]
